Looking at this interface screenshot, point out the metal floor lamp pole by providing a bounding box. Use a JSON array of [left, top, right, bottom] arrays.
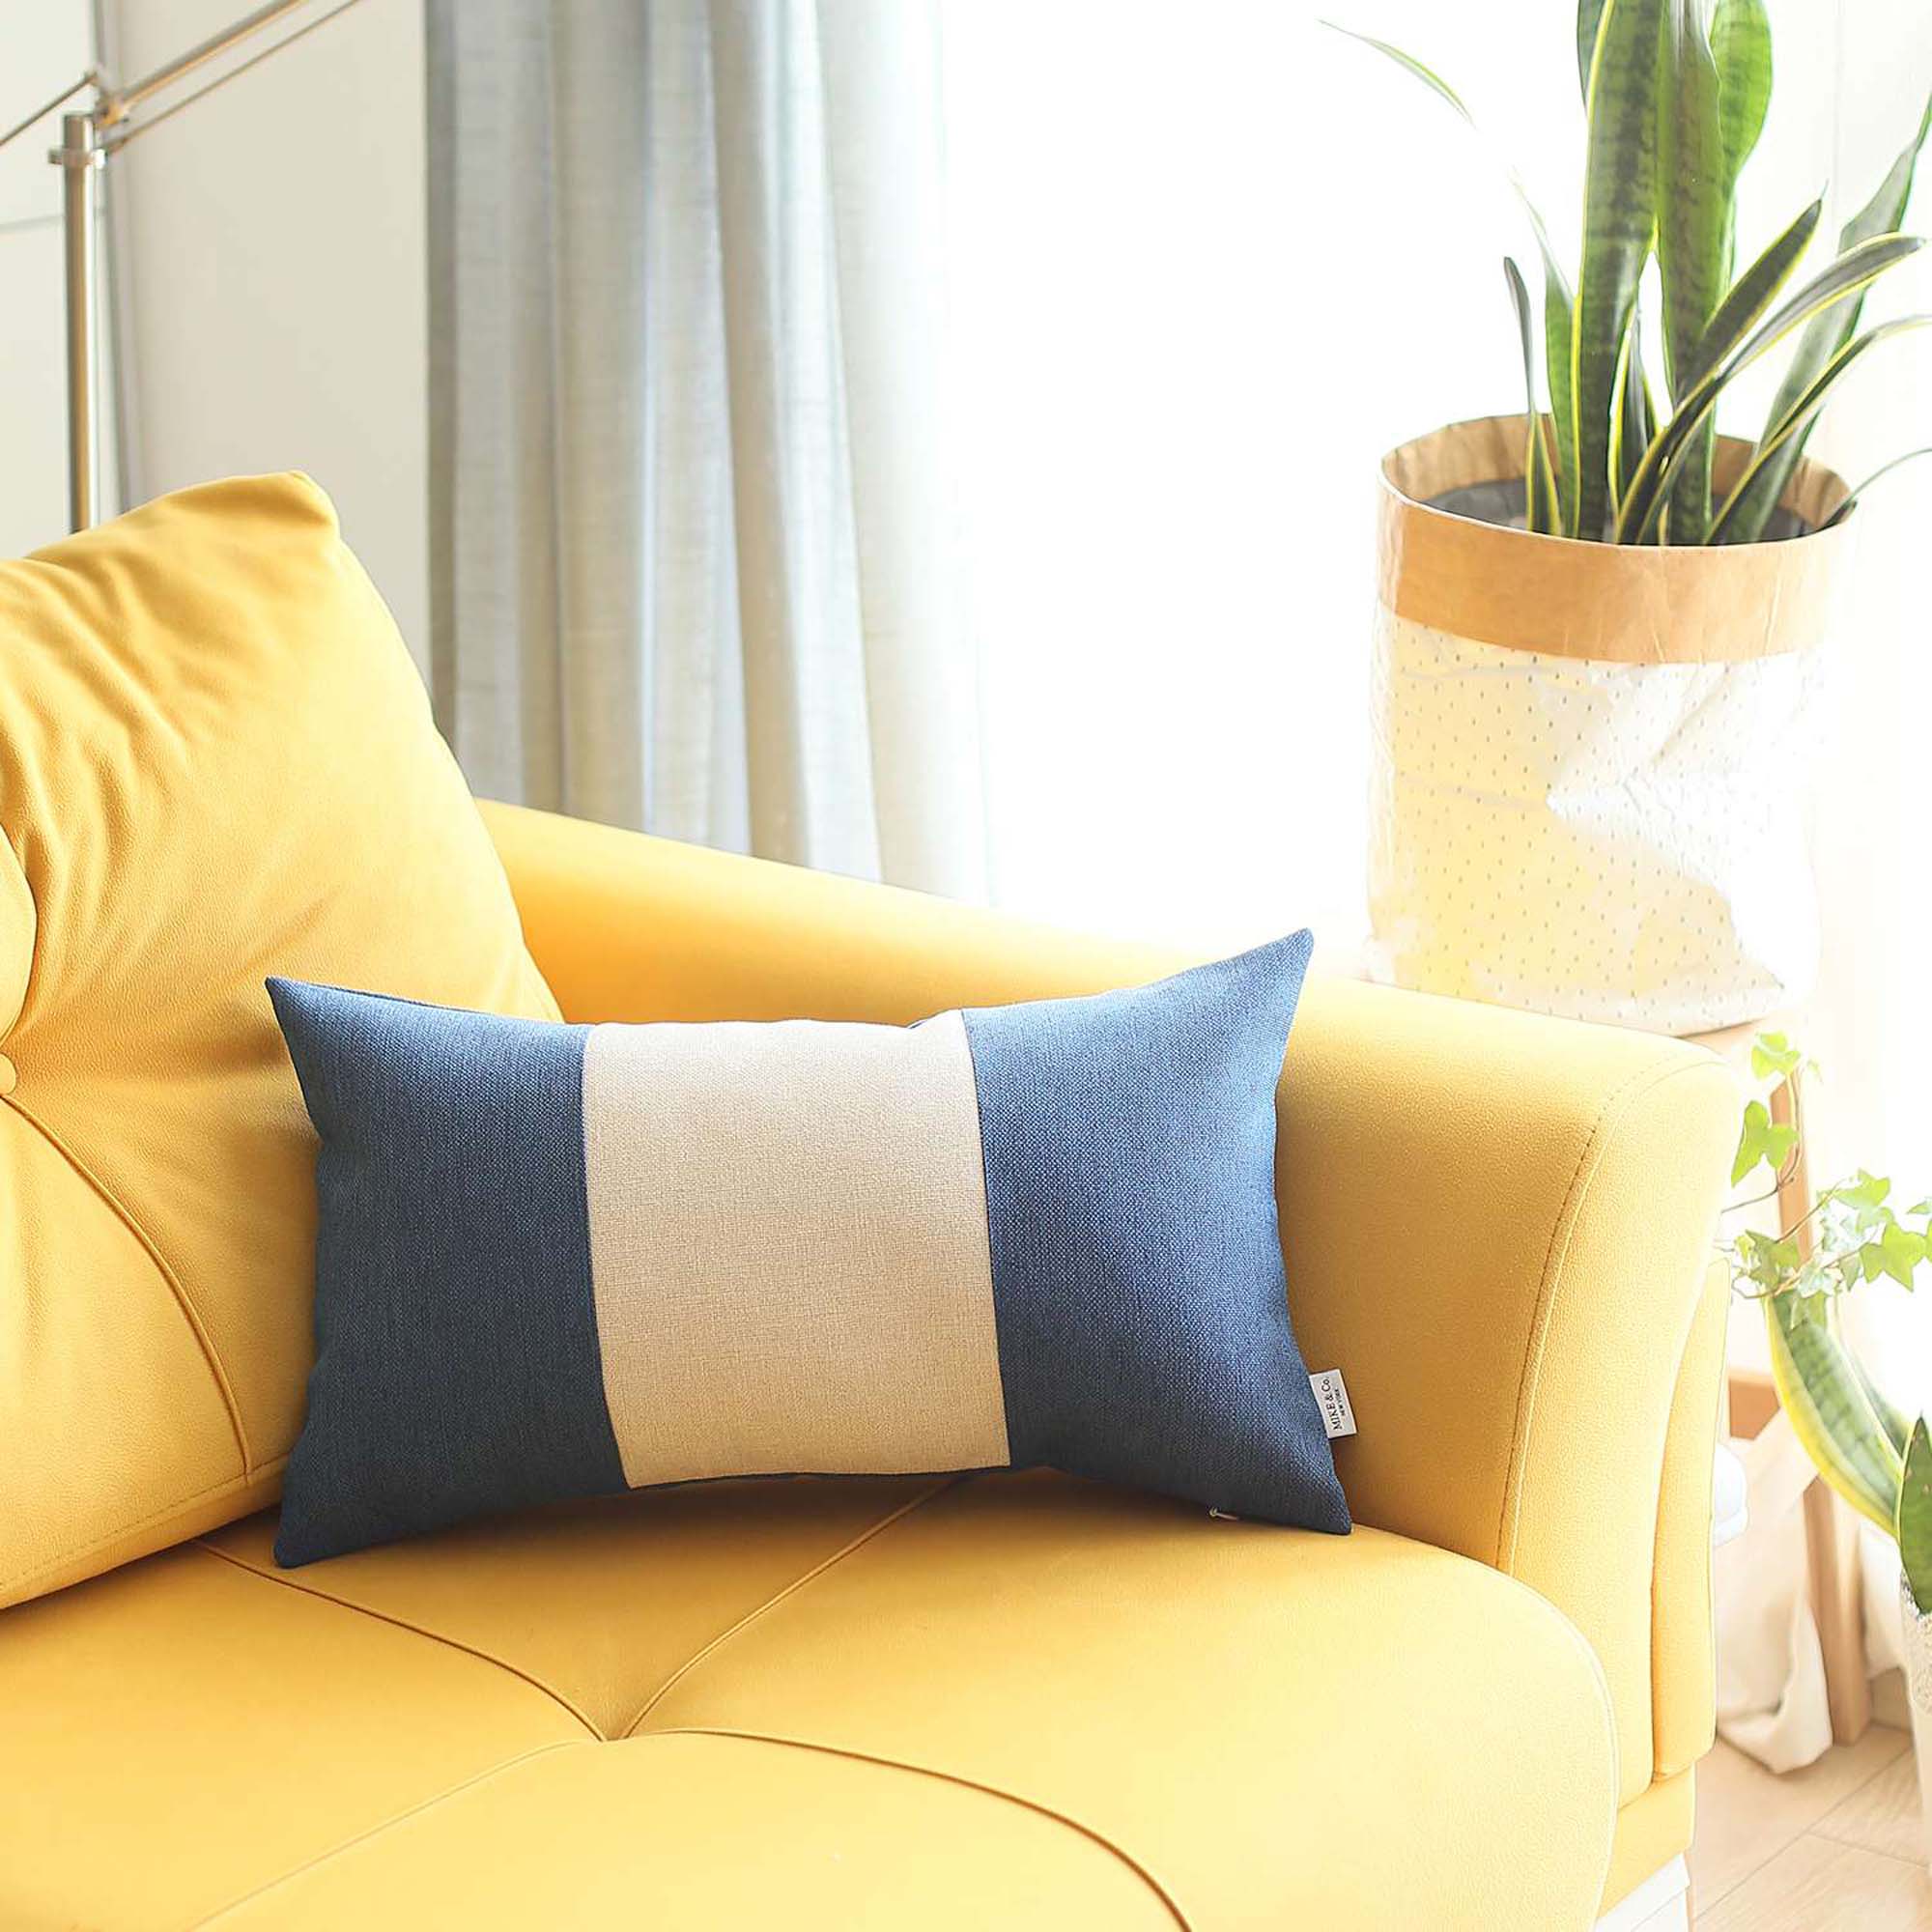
[[52, 112, 102, 533], [3, 0, 371, 534]]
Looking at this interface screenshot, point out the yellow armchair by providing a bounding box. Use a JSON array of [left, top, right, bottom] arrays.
[[0, 800, 1737, 1930], [487, 799, 1740, 1923]]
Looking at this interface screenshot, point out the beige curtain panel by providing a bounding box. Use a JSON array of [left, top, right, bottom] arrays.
[[427, 0, 985, 898]]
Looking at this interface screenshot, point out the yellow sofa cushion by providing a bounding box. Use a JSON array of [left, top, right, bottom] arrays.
[[484, 798, 1739, 1819], [0, 476, 557, 1608], [0, 1471, 1616, 1928]]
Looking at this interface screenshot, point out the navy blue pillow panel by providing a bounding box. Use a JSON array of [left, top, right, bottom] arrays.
[[267, 931, 1348, 1567]]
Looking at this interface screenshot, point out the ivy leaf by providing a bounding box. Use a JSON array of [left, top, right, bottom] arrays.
[[1733, 1098, 1800, 1185], [1828, 1170, 1892, 1208], [1791, 1258, 1837, 1301], [1751, 1029, 1804, 1080], [1733, 1228, 1803, 1293], [1871, 1223, 1929, 1289]]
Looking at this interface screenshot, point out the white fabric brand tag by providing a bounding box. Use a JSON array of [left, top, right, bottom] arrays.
[[1309, 1369, 1356, 1439]]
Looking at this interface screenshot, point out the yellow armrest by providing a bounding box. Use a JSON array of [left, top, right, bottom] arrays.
[[483, 799, 1738, 1805]]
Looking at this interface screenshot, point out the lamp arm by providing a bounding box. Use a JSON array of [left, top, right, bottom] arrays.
[[0, 71, 101, 155], [0, 0, 371, 155], [97, 0, 371, 156], [102, 0, 317, 124]]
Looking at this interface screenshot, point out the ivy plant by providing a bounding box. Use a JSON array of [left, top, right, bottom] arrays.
[[1723, 1033, 1932, 1608]]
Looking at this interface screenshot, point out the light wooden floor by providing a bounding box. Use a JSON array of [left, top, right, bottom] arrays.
[[1692, 1723, 1932, 1927]]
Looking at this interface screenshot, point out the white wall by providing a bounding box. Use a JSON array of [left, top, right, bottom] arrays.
[[0, 0, 93, 556], [945, 0, 1587, 956], [1802, 0, 1932, 1400], [102, 0, 429, 664], [945, 0, 1923, 975]]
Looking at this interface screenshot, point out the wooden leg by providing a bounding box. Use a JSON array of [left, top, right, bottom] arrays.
[[1770, 1078, 1811, 1271], [1770, 1073, 1872, 1746], [1728, 1365, 1777, 1439]]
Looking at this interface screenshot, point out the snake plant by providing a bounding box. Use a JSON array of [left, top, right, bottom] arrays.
[[1726, 1035, 1932, 1607], [1333, 3, 1932, 544]]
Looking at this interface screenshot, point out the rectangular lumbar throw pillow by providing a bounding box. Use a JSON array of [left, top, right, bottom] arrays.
[[267, 933, 1349, 1566]]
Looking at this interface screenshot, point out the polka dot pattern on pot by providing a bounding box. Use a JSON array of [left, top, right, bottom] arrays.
[[1364, 609, 1826, 1036]]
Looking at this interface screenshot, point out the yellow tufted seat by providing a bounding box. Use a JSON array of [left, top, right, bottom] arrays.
[[0, 798, 1738, 1929], [6, 1469, 1616, 1929], [0, 474, 1737, 1926]]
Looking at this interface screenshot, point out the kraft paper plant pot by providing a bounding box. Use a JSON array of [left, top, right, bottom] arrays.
[[1368, 413, 1854, 1036]]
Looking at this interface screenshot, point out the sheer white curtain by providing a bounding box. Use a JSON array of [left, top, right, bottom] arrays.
[[943, 0, 1931, 1764], [942, 1, 1586, 956], [428, 0, 985, 897], [1807, 0, 1932, 1721]]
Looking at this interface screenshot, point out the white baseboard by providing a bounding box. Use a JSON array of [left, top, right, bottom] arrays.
[[1594, 1856, 1690, 1932]]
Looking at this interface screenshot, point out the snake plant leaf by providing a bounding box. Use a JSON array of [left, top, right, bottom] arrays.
[[1323, 26, 1472, 123], [1711, 0, 1773, 189], [1575, 0, 1666, 542], [1546, 270, 1580, 536], [1505, 260, 1561, 533], [1656, 0, 1729, 533], [1708, 314, 1932, 541], [1850, 1338, 1915, 1462], [1899, 1419, 1932, 1611], [1577, 0, 1609, 103], [1658, 0, 1729, 397], [1324, 26, 1576, 308], [1683, 197, 1825, 387], [1724, 89, 1932, 541], [1766, 1291, 1904, 1535], [1611, 310, 1656, 511], [1642, 198, 1820, 540], [1327, 22, 1581, 527], [1820, 446, 1932, 530], [1617, 227, 1922, 543]]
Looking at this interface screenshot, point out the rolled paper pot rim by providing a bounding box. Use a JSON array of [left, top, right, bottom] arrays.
[[1377, 413, 1854, 665]]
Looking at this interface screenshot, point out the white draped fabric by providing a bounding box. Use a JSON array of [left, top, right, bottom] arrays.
[[427, 0, 984, 897]]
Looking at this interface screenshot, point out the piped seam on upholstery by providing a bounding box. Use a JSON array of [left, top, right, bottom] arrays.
[[1652, 1266, 1729, 1782], [1499, 1055, 1733, 1806], [649, 1726, 1194, 1930], [0, 1459, 284, 1603], [189, 1540, 602, 1740], [5, 1091, 252, 1471], [190, 1741, 582, 1926], [619, 1475, 967, 1739], [0, 820, 33, 1038], [188, 1728, 1192, 1930], [1496, 1055, 1731, 1575]]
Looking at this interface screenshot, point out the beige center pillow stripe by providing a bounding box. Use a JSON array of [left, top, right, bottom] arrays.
[[581, 1010, 1011, 1489]]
